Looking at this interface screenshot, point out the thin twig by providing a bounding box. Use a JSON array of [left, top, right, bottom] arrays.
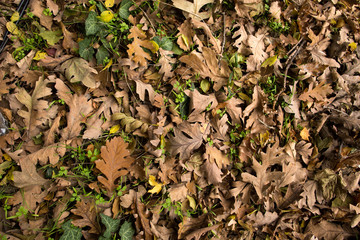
[[272, 39, 305, 110]]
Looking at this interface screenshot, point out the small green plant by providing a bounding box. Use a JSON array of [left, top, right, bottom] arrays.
[[161, 197, 183, 219], [79, 1, 134, 64], [172, 80, 191, 120], [260, 75, 279, 105]]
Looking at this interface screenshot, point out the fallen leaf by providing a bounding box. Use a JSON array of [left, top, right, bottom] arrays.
[[127, 26, 157, 66], [167, 122, 206, 160], [71, 197, 101, 234], [95, 137, 135, 195], [60, 58, 99, 88], [300, 127, 310, 141], [148, 175, 163, 194], [172, 0, 214, 20]]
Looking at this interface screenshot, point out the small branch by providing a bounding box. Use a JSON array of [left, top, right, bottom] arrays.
[[272, 39, 305, 110]]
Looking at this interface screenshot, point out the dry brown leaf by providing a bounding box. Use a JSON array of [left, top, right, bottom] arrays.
[[60, 22, 78, 51], [247, 211, 278, 227], [30, 0, 53, 30], [168, 183, 188, 202], [185, 89, 218, 122], [15, 77, 54, 139], [202, 159, 222, 185], [203, 145, 230, 169], [167, 122, 207, 160], [298, 81, 333, 102], [306, 219, 357, 240], [179, 47, 230, 91], [55, 79, 94, 140], [241, 142, 286, 200], [127, 26, 156, 67], [71, 197, 101, 234], [246, 28, 268, 72], [176, 19, 194, 51], [95, 137, 135, 195], [13, 158, 49, 189]]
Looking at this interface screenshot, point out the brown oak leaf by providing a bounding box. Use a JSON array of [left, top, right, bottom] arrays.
[[15, 77, 55, 139], [298, 80, 333, 102], [95, 137, 135, 195], [167, 122, 207, 160], [71, 197, 101, 234], [127, 26, 156, 67]]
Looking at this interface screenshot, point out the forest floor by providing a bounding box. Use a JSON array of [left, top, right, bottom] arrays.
[[1, 0, 360, 239]]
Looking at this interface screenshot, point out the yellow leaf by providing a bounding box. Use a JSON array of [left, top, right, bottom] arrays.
[[150, 40, 159, 53], [100, 10, 114, 23], [187, 195, 196, 210], [259, 131, 270, 146], [3, 154, 11, 161], [349, 42, 357, 51], [148, 175, 163, 194], [89, 5, 96, 11], [33, 51, 47, 60], [11, 11, 20, 22], [109, 124, 120, 134], [261, 55, 277, 68], [101, 58, 113, 71], [181, 34, 189, 48], [105, 0, 115, 8], [300, 127, 310, 141], [6, 22, 20, 35]]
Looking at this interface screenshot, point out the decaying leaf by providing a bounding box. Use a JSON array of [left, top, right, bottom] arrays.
[[60, 58, 98, 88], [71, 197, 101, 234], [167, 122, 207, 160], [172, 0, 215, 20]]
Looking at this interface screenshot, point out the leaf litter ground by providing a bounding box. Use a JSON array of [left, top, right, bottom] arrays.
[[1, 0, 360, 239]]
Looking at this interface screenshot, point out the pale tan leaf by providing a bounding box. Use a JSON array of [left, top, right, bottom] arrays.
[[60, 58, 99, 88], [168, 183, 188, 202], [172, 0, 214, 20], [13, 158, 49, 189]]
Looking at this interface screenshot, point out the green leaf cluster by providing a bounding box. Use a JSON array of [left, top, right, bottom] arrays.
[[78, 1, 134, 64], [98, 214, 135, 240], [59, 221, 82, 240]]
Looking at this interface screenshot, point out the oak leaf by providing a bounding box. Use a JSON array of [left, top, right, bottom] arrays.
[[127, 26, 157, 67], [95, 137, 135, 195], [167, 122, 207, 160], [202, 159, 222, 185], [15, 77, 54, 139], [168, 183, 188, 202], [184, 89, 218, 122], [179, 47, 230, 91], [241, 142, 286, 200], [13, 158, 49, 189], [71, 197, 101, 234], [298, 81, 333, 102], [55, 79, 94, 140]]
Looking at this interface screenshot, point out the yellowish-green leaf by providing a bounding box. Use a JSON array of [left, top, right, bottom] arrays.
[[109, 124, 120, 134], [105, 0, 115, 7], [6, 22, 20, 35], [150, 40, 159, 53], [261, 55, 277, 67], [200, 79, 210, 93], [33, 51, 47, 60], [101, 58, 113, 71], [187, 195, 196, 210], [148, 175, 163, 194], [100, 10, 114, 23], [181, 34, 189, 48], [11, 11, 20, 22], [349, 42, 357, 51]]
